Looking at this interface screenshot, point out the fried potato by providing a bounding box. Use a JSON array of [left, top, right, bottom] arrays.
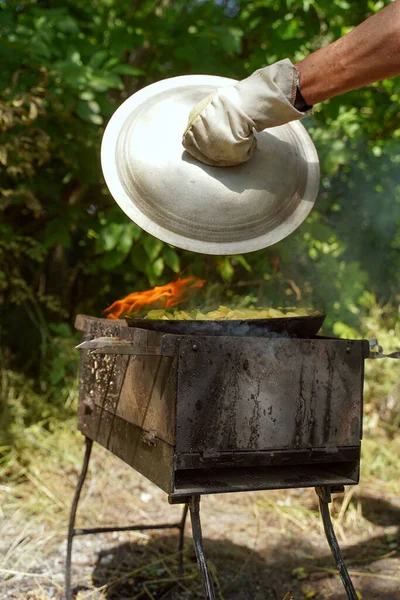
[[144, 306, 317, 320]]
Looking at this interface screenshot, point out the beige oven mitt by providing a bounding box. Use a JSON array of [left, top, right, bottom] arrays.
[[182, 59, 310, 167]]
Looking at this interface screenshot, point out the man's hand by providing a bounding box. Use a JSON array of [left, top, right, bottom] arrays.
[[297, 0, 400, 105], [182, 59, 310, 167], [183, 1, 400, 168]]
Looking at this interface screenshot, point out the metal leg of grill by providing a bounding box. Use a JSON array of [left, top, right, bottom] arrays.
[[189, 495, 216, 600], [65, 438, 191, 599], [178, 503, 189, 575], [316, 486, 358, 600], [65, 436, 93, 600]]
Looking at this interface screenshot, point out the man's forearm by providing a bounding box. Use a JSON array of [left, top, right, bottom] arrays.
[[297, 0, 400, 105]]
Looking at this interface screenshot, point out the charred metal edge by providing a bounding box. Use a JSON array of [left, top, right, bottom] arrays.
[[75, 314, 127, 332], [76, 336, 178, 357], [171, 463, 358, 499], [174, 446, 361, 470], [78, 405, 174, 494]]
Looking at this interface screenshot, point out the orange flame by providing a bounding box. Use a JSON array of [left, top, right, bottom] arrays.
[[105, 276, 205, 319]]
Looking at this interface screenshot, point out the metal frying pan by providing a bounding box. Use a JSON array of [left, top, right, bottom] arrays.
[[126, 313, 326, 338]]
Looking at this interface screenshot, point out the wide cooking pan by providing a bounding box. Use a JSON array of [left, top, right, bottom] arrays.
[[126, 313, 326, 338]]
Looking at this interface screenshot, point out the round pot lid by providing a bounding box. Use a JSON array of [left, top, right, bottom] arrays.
[[101, 75, 320, 255]]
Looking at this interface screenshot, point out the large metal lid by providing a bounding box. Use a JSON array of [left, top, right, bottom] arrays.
[[101, 75, 320, 255]]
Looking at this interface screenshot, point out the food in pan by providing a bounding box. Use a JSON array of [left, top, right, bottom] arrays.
[[145, 306, 320, 321]]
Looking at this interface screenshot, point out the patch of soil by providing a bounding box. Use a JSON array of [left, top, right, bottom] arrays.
[[1, 441, 399, 600]]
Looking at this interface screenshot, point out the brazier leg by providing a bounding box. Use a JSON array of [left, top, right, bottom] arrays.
[[316, 486, 358, 600], [178, 503, 189, 575], [189, 495, 216, 600], [65, 437, 93, 600]]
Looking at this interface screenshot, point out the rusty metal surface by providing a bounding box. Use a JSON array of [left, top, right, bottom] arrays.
[[80, 404, 174, 493], [75, 314, 126, 332], [117, 354, 177, 445], [174, 446, 360, 471], [76, 336, 177, 356], [176, 337, 365, 454], [75, 316, 364, 499], [173, 464, 358, 498], [126, 312, 326, 338], [76, 318, 178, 447]]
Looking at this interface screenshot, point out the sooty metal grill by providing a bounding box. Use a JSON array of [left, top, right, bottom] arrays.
[[66, 314, 372, 600]]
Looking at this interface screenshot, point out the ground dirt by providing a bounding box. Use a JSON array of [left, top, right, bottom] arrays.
[[0, 426, 399, 600]]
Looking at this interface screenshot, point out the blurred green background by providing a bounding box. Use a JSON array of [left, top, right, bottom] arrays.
[[1, 0, 399, 457]]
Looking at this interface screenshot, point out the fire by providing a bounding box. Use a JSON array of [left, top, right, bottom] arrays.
[[105, 276, 205, 319]]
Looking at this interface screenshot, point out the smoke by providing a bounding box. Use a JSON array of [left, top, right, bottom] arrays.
[[126, 316, 316, 339]]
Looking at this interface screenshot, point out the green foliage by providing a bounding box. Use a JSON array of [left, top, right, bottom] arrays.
[[361, 295, 400, 428], [0, 326, 78, 455], [1, 0, 399, 448]]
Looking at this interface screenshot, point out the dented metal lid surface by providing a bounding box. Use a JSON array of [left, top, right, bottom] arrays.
[[101, 75, 320, 255]]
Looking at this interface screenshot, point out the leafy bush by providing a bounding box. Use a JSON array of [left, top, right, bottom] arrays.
[[0, 326, 78, 455], [361, 297, 400, 429], [1, 1, 399, 453]]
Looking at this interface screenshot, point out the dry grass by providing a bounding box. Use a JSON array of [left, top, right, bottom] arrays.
[[0, 417, 399, 600]]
